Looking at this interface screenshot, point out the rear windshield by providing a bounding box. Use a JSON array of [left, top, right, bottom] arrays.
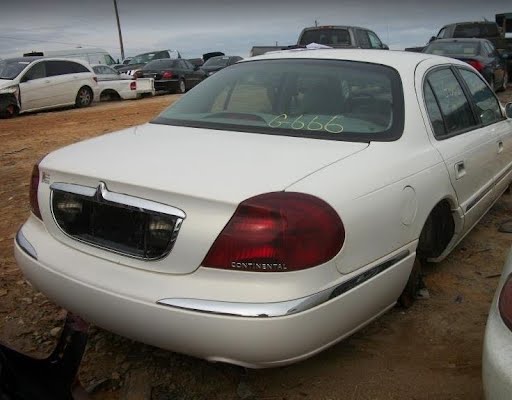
[[203, 56, 230, 67], [153, 59, 404, 142], [143, 59, 176, 70], [298, 29, 352, 46], [0, 59, 31, 79], [425, 41, 480, 57], [453, 23, 500, 38]]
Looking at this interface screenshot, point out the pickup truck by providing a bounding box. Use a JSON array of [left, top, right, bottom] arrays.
[[250, 25, 388, 57]]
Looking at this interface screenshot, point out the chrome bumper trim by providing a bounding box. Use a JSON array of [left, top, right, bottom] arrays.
[[157, 250, 410, 318], [16, 229, 37, 260]]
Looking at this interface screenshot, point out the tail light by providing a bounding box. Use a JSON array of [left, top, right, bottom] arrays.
[[29, 163, 42, 219], [467, 60, 484, 72], [130, 81, 136, 90], [93, 76, 98, 83], [499, 273, 512, 331], [162, 71, 174, 79], [202, 192, 344, 272]]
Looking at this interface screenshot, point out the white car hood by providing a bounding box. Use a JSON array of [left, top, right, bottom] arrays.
[[0, 79, 16, 89], [42, 123, 368, 204]]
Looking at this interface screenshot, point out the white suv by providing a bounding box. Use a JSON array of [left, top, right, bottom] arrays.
[[0, 57, 98, 117]]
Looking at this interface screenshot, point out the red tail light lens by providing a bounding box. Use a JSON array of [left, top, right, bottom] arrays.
[[467, 60, 484, 72], [499, 273, 512, 331], [29, 163, 41, 219], [93, 76, 98, 83], [202, 192, 344, 272], [130, 81, 136, 90], [162, 71, 174, 79]]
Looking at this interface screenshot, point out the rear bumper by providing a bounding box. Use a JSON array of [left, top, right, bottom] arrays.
[[153, 79, 179, 92], [15, 216, 415, 368]]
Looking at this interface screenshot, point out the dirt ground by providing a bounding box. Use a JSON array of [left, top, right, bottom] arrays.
[[2, 92, 512, 400]]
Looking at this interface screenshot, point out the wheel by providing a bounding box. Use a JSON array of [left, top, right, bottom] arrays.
[[0, 104, 19, 118], [75, 87, 93, 108], [177, 79, 186, 94], [398, 257, 423, 308]]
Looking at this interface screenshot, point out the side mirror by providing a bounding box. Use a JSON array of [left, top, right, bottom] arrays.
[[505, 103, 512, 119], [428, 36, 436, 44], [381, 43, 389, 50]]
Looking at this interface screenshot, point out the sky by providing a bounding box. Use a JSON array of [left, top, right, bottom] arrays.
[[0, 0, 510, 61]]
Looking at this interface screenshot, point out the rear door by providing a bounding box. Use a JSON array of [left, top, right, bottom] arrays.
[[422, 66, 499, 233], [44, 61, 77, 105]]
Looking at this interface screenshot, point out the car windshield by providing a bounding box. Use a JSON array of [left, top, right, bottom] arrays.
[[0, 59, 31, 79], [203, 56, 230, 67], [425, 41, 480, 57], [453, 23, 500, 38], [143, 60, 176, 70], [153, 59, 404, 142], [129, 53, 159, 65], [298, 29, 352, 46]]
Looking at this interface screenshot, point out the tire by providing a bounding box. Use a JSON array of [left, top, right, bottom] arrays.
[[75, 87, 93, 108], [0, 104, 19, 119], [177, 79, 186, 94], [398, 257, 423, 308]]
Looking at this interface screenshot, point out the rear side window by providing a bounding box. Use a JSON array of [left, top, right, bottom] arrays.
[[426, 68, 476, 136], [458, 68, 502, 125], [424, 83, 446, 137], [153, 59, 404, 142], [143, 59, 176, 70], [46, 61, 74, 76]]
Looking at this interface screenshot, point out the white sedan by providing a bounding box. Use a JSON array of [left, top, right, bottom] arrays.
[[14, 49, 512, 368], [483, 249, 512, 399]]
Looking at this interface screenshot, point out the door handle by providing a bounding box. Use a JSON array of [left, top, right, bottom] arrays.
[[455, 161, 466, 179], [498, 140, 504, 154]]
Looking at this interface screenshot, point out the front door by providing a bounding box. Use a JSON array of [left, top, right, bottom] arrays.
[[18, 61, 50, 111]]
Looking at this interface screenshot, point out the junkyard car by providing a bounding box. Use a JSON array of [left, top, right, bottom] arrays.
[[15, 49, 512, 368], [92, 64, 154, 101], [0, 57, 98, 117], [483, 248, 512, 399]]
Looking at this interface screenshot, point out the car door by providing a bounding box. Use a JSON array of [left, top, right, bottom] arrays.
[[457, 66, 512, 196], [183, 59, 204, 87], [44, 61, 77, 106], [18, 61, 52, 111], [422, 66, 499, 234]]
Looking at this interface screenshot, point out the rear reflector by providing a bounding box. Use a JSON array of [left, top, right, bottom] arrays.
[[202, 192, 344, 272], [467, 60, 484, 72]]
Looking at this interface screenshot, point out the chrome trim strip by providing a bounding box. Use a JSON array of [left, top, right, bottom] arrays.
[[496, 163, 512, 187], [466, 182, 494, 213], [49, 181, 186, 261], [16, 229, 37, 260], [157, 250, 410, 318], [50, 182, 186, 219]]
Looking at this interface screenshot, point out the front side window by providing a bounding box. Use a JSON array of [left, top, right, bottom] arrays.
[[458, 68, 502, 125], [453, 23, 500, 38], [367, 31, 383, 49], [436, 27, 447, 39], [356, 30, 370, 48], [153, 59, 404, 142], [426, 68, 476, 135], [23, 62, 46, 81]]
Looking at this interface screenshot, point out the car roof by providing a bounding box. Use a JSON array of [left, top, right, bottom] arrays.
[[242, 49, 463, 70], [302, 25, 367, 31], [443, 21, 498, 27], [430, 38, 489, 43], [3, 56, 42, 63]]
